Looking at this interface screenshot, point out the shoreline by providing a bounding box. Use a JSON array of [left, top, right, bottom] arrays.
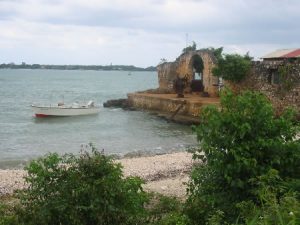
[[0, 152, 193, 198]]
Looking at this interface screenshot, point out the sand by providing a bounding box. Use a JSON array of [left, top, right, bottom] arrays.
[[0, 152, 193, 198]]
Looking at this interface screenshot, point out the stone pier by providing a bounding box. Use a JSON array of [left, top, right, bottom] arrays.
[[127, 92, 220, 124]]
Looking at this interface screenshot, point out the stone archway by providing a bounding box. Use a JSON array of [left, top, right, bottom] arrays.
[[157, 49, 219, 96], [176, 50, 219, 96], [189, 54, 204, 92], [191, 54, 204, 80]]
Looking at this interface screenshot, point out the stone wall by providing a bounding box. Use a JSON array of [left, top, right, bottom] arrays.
[[225, 60, 300, 114], [157, 62, 178, 92], [157, 50, 219, 96], [127, 93, 211, 117], [141, 51, 299, 119]]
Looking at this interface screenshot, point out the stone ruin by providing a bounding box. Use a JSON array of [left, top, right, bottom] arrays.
[[231, 59, 300, 114], [155, 49, 300, 114], [157, 49, 219, 97]]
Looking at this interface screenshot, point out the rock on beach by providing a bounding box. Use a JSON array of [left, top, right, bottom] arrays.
[[0, 170, 27, 196], [0, 152, 193, 198]]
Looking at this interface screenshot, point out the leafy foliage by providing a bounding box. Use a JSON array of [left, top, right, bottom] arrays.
[[144, 194, 189, 225], [237, 170, 300, 225], [0, 198, 19, 225], [212, 53, 252, 82], [11, 146, 148, 225], [211, 47, 223, 62], [159, 58, 168, 65], [186, 90, 300, 224], [1, 89, 300, 225], [182, 41, 197, 53], [278, 64, 300, 96], [200, 47, 223, 62]]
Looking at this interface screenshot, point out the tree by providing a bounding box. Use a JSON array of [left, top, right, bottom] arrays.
[[159, 58, 167, 65], [186, 90, 300, 224], [200, 47, 223, 61], [211, 47, 223, 61], [182, 41, 197, 53], [212, 53, 252, 82]]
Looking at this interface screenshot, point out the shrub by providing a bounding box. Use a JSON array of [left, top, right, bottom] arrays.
[[144, 193, 189, 225], [185, 90, 300, 224], [182, 41, 197, 53], [14, 146, 148, 225], [212, 53, 252, 82], [0, 199, 18, 225], [237, 170, 300, 225]]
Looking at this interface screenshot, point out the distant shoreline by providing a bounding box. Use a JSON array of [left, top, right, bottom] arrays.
[[0, 64, 157, 72]]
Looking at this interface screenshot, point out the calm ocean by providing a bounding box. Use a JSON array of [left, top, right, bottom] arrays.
[[0, 69, 197, 168]]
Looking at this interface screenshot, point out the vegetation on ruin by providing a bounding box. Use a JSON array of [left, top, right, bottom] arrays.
[[278, 64, 300, 95], [182, 41, 197, 53], [199, 46, 223, 61]]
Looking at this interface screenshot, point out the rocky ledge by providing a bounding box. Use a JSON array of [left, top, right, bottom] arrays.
[[103, 98, 132, 109]]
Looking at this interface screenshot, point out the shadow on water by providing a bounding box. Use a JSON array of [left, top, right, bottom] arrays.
[[32, 114, 100, 124]]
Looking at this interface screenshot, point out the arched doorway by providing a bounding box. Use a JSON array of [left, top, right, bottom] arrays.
[[190, 55, 204, 92]]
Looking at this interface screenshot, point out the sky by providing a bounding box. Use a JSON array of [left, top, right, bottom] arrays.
[[0, 0, 299, 67]]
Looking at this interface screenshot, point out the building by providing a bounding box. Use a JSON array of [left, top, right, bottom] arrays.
[[233, 49, 300, 114], [262, 48, 300, 61]]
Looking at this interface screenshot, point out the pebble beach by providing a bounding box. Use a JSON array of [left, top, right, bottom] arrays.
[[0, 152, 193, 198]]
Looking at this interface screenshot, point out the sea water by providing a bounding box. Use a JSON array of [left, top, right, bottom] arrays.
[[0, 69, 197, 168]]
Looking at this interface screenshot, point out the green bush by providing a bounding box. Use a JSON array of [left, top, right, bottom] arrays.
[[13, 146, 148, 225], [144, 193, 189, 225], [0, 199, 18, 225], [237, 170, 300, 225], [212, 53, 252, 82], [186, 90, 300, 224]]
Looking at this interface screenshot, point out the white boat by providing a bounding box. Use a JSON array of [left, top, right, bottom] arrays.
[[31, 101, 100, 117]]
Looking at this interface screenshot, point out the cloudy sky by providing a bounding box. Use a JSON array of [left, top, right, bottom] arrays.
[[0, 0, 299, 67]]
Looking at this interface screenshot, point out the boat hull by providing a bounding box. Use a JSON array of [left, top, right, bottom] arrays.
[[32, 106, 100, 117]]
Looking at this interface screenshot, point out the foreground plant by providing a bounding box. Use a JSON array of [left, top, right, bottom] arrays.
[[237, 170, 300, 225], [186, 90, 300, 224], [144, 193, 189, 225], [10, 146, 147, 225]]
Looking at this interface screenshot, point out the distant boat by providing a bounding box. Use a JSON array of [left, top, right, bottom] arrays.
[[31, 101, 100, 117], [128, 71, 132, 76]]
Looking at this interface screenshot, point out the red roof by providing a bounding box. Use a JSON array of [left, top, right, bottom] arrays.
[[262, 48, 300, 59], [282, 49, 300, 58]]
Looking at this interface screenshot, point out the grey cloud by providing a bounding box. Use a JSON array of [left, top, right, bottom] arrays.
[[4, 0, 299, 36], [1, 0, 300, 65]]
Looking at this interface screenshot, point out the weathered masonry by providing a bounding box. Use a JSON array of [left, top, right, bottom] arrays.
[[125, 49, 222, 123], [120, 48, 300, 123], [157, 50, 219, 97], [229, 49, 300, 114]]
